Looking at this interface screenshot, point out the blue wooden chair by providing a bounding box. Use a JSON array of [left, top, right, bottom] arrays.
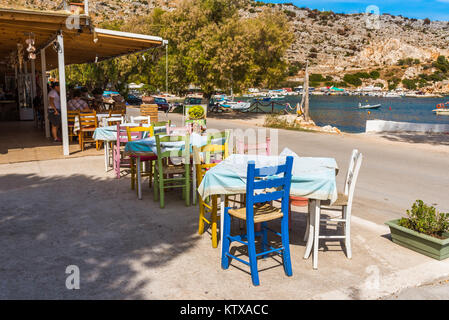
[[221, 156, 294, 286]]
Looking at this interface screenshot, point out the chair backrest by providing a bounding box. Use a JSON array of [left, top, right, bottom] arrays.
[[344, 149, 363, 205], [79, 112, 97, 129], [109, 109, 126, 117], [206, 130, 230, 160], [116, 123, 132, 146], [151, 120, 171, 135], [237, 137, 271, 156], [130, 115, 151, 124], [103, 116, 124, 127], [126, 126, 154, 142], [245, 156, 294, 223], [67, 110, 79, 125], [155, 134, 190, 169]]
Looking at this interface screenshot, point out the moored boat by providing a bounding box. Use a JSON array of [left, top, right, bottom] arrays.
[[358, 103, 381, 109]]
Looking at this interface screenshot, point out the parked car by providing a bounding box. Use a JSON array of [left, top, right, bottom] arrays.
[[184, 97, 203, 106], [126, 94, 142, 106], [154, 97, 170, 111]]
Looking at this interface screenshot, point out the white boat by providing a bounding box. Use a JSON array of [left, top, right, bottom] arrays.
[[433, 108, 449, 115], [384, 92, 402, 98], [358, 103, 381, 109], [219, 100, 252, 111]]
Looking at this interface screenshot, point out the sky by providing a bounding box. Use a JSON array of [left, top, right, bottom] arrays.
[[263, 0, 449, 21]]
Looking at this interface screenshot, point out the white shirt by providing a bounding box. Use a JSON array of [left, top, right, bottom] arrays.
[[48, 89, 60, 111]]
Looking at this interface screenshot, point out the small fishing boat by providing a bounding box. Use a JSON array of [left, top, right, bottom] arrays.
[[433, 102, 449, 115], [358, 103, 381, 109], [219, 101, 252, 111]]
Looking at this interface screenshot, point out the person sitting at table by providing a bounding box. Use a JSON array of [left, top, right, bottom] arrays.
[[68, 89, 91, 112]]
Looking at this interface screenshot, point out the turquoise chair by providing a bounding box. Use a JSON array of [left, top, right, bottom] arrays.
[[221, 156, 294, 286]]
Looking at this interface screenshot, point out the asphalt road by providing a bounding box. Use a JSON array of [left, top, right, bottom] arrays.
[[147, 109, 449, 225]]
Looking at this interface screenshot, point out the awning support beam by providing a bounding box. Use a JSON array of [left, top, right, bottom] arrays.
[[40, 48, 50, 138], [57, 33, 70, 156]]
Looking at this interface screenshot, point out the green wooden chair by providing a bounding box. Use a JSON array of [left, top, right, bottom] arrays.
[[151, 120, 171, 135], [154, 133, 191, 208]]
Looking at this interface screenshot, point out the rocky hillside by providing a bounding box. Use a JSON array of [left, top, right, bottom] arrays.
[[3, 0, 449, 91]]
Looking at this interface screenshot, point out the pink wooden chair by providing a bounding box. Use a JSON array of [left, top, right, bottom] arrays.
[[236, 137, 271, 156], [114, 124, 136, 179]]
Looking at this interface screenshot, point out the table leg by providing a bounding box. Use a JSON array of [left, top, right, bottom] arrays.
[[303, 199, 316, 260], [137, 157, 142, 200], [104, 142, 109, 172], [313, 200, 321, 270], [220, 194, 225, 259]]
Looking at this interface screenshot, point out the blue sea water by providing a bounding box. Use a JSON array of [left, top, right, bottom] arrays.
[[242, 95, 449, 133]]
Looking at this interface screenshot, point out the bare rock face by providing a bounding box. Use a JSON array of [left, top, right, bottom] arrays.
[[402, 66, 423, 80], [357, 39, 442, 66]]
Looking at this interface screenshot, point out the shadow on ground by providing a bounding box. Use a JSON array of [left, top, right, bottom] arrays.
[[380, 133, 449, 146], [0, 173, 199, 299]]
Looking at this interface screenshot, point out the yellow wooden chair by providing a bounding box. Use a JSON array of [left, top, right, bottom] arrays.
[[126, 126, 156, 195], [67, 110, 79, 142], [194, 140, 229, 248], [78, 111, 98, 151]]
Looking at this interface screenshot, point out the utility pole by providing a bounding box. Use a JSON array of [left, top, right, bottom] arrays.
[[164, 40, 168, 94], [303, 60, 310, 121]]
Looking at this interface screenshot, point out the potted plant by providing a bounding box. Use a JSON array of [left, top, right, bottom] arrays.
[[187, 105, 205, 120], [385, 200, 449, 260]]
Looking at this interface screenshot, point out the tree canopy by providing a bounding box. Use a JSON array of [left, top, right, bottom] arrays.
[[64, 0, 295, 97]]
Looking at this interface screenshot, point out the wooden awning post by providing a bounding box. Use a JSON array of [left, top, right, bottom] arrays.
[[40, 48, 50, 138], [56, 33, 70, 156]]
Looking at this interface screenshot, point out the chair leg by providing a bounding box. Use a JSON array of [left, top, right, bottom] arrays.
[[137, 157, 142, 200], [198, 198, 206, 235], [281, 214, 293, 277], [153, 168, 159, 202], [261, 221, 268, 259], [247, 221, 260, 286], [159, 168, 165, 208], [211, 196, 218, 248], [289, 202, 292, 231], [221, 209, 232, 269], [344, 206, 352, 259], [148, 161, 153, 188]]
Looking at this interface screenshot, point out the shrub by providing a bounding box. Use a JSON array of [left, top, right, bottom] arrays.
[[343, 74, 362, 86], [309, 74, 326, 82], [370, 71, 380, 80], [399, 200, 449, 239], [187, 105, 205, 119], [402, 78, 418, 90]]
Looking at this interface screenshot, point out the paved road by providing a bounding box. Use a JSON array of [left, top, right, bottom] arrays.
[[146, 110, 449, 225]]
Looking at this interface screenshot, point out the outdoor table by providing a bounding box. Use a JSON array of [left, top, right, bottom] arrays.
[[197, 151, 339, 266], [124, 133, 225, 202], [93, 123, 171, 172]]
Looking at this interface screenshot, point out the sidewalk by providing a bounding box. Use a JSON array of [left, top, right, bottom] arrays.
[[1, 155, 449, 299]]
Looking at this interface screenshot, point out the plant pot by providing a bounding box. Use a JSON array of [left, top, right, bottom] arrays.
[[385, 219, 449, 260]]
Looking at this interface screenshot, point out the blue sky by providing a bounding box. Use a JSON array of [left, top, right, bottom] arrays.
[[263, 0, 449, 21]]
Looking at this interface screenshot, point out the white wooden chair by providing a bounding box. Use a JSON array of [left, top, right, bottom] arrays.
[[309, 149, 363, 269], [130, 115, 151, 124]]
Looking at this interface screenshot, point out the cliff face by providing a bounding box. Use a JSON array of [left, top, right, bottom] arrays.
[[3, 0, 449, 90]]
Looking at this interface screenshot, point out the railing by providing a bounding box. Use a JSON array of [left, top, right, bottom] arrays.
[[239, 101, 292, 114]]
